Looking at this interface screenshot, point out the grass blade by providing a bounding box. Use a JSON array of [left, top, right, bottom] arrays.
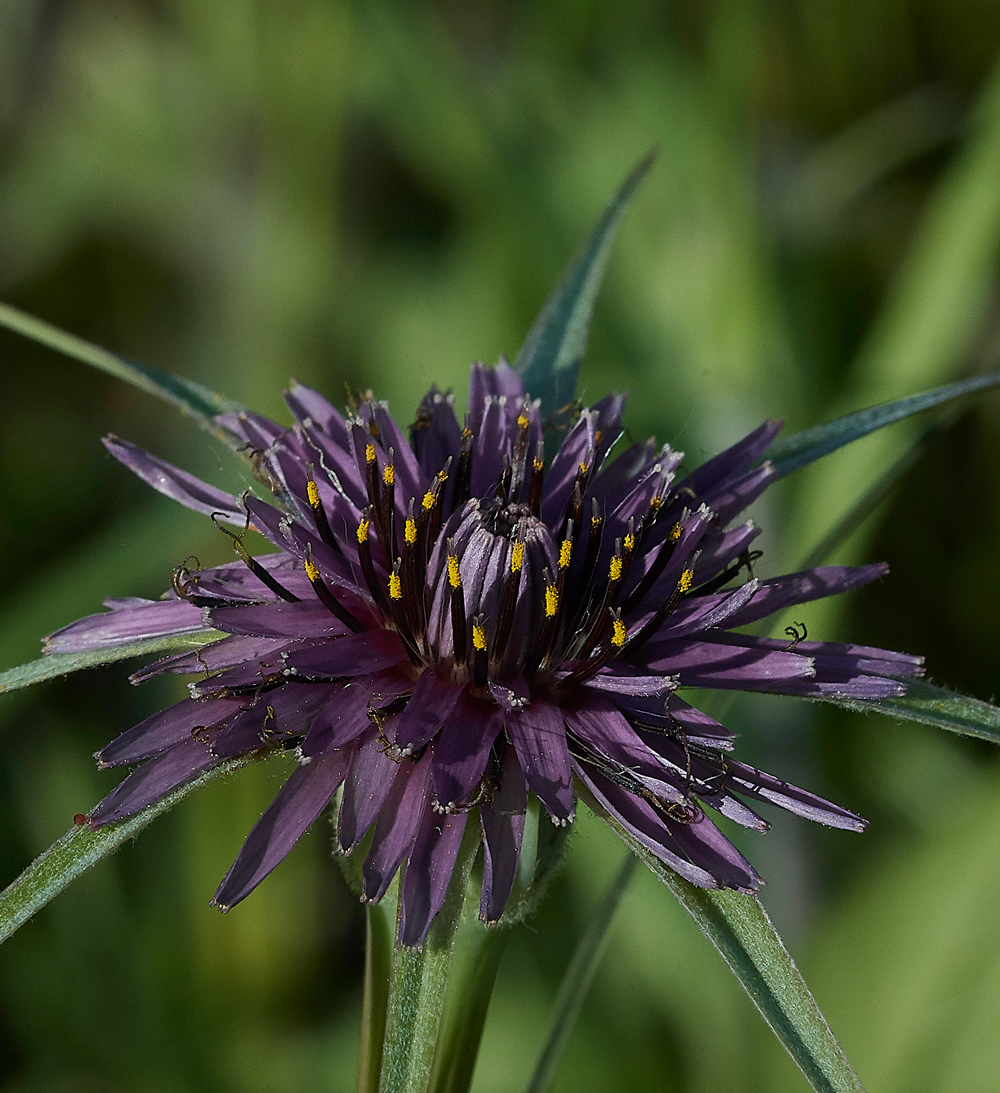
[[0, 301, 246, 447], [0, 632, 222, 695], [815, 678, 1000, 745], [525, 853, 638, 1093], [583, 793, 864, 1093], [766, 372, 1000, 478], [515, 152, 655, 423], [0, 756, 258, 945]]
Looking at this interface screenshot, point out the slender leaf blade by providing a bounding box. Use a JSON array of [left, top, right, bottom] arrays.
[[526, 853, 638, 1093], [515, 152, 655, 422], [0, 756, 258, 945], [583, 793, 864, 1093], [766, 372, 1000, 478], [815, 678, 1000, 744], [0, 301, 246, 447], [0, 632, 223, 696]]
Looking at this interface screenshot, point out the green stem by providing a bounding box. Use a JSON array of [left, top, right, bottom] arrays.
[[429, 924, 509, 1093], [526, 853, 638, 1093], [378, 826, 482, 1093], [357, 901, 396, 1093]]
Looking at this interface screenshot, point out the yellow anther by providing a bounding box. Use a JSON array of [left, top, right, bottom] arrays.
[[517, 413, 529, 430], [422, 489, 436, 511], [306, 479, 321, 508], [609, 555, 623, 582], [612, 618, 627, 648], [472, 623, 487, 651], [533, 456, 544, 472], [437, 469, 449, 483], [365, 443, 376, 464], [404, 519, 417, 545], [545, 585, 559, 617], [649, 495, 662, 513], [388, 571, 402, 600], [669, 521, 682, 542], [624, 532, 635, 553], [558, 539, 573, 570], [578, 461, 589, 476], [304, 558, 320, 582], [591, 512, 603, 529], [382, 463, 395, 487], [679, 568, 695, 593], [447, 555, 462, 589], [356, 516, 370, 543], [511, 542, 524, 573]]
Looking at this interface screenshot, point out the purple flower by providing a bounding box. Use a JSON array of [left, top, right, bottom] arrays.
[[47, 361, 923, 946]]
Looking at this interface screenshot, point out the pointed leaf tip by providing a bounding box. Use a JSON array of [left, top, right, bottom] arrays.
[[515, 152, 657, 424]]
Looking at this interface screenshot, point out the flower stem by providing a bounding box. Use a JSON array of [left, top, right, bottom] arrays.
[[357, 901, 395, 1093], [378, 825, 482, 1093], [428, 923, 509, 1093]]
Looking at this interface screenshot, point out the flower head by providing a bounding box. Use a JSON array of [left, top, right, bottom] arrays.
[[48, 360, 924, 945]]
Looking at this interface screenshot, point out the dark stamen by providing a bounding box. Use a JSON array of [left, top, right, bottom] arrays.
[[620, 515, 686, 613], [472, 615, 488, 687], [212, 513, 300, 603], [560, 608, 627, 688], [627, 553, 700, 651], [490, 524, 525, 668], [356, 508, 393, 617], [447, 541, 468, 668], [305, 464, 345, 558], [454, 428, 474, 509], [527, 440, 545, 516], [304, 547, 365, 633]]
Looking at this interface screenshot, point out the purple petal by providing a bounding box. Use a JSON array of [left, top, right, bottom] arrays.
[[646, 579, 760, 641], [362, 748, 434, 902], [702, 463, 777, 526], [580, 669, 677, 697], [103, 435, 245, 523], [97, 696, 244, 767], [130, 633, 297, 683], [89, 736, 216, 826], [393, 671, 463, 754], [398, 807, 469, 947], [470, 398, 509, 498], [724, 759, 867, 831], [701, 632, 924, 677], [480, 741, 527, 924], [208, 682, 345, 757], [300, 680, 377, 758], [504, 698, 574, 824], [640, 638, 815, 689], [206, 601, 355, 639], [721, 564, 890, 629], [431, 692, 502, 808], [412, 387, 463, 482], [45, 598, 211, 653], [281, 629, 409, 679], [682, 419, 782, 498], [338, 724, 400, 852], [284, 380, 350, 442], [212, 746, 356, 910]]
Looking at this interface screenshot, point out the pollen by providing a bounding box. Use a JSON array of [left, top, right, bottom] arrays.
[[669, 521, 682, 542], [559, 539, 573, 569], [511, 542, 524, 573], [679, 567, 694, 593], [545, 585, 559, 617], [624, 532, 635, 553], [472, 623, 487, 651], [306, 479, 321, 508], [517, 413, 529, 429], [357, 515, 370, 543], [365, 443, 376, 464], [422, 489, 436, 511], [382, 463, 395, 487], [447, 555, 462, 588], [533, 456, 544, 471], [388, 571, 402, 600], [578, 461, 589, 476], [404, 518, 417, 545], [609, 555, 623, 582], [304, 558, 320, 582], [649, 495, 662, 513], [612, 617, 627, 648]]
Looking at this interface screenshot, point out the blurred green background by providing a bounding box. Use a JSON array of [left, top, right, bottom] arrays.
[[2, 1, 1000, 1090]]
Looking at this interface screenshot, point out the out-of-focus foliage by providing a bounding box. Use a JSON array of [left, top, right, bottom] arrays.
[[2, 1, 1000, 1090]]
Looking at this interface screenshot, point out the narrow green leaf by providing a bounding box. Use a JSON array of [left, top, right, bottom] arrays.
[[0, 632, 223, 696], [358, 900, 397, 1093], [515, 152, 656, 422], [816, 678, 1000, 745], [0, 301, 246, 448], [765, 372, 1000, 478], [526, 853, 638, 1093], [379, 826, 482, 1093], [0, 756, 259, 945], [583, 793, 864, 1093]]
